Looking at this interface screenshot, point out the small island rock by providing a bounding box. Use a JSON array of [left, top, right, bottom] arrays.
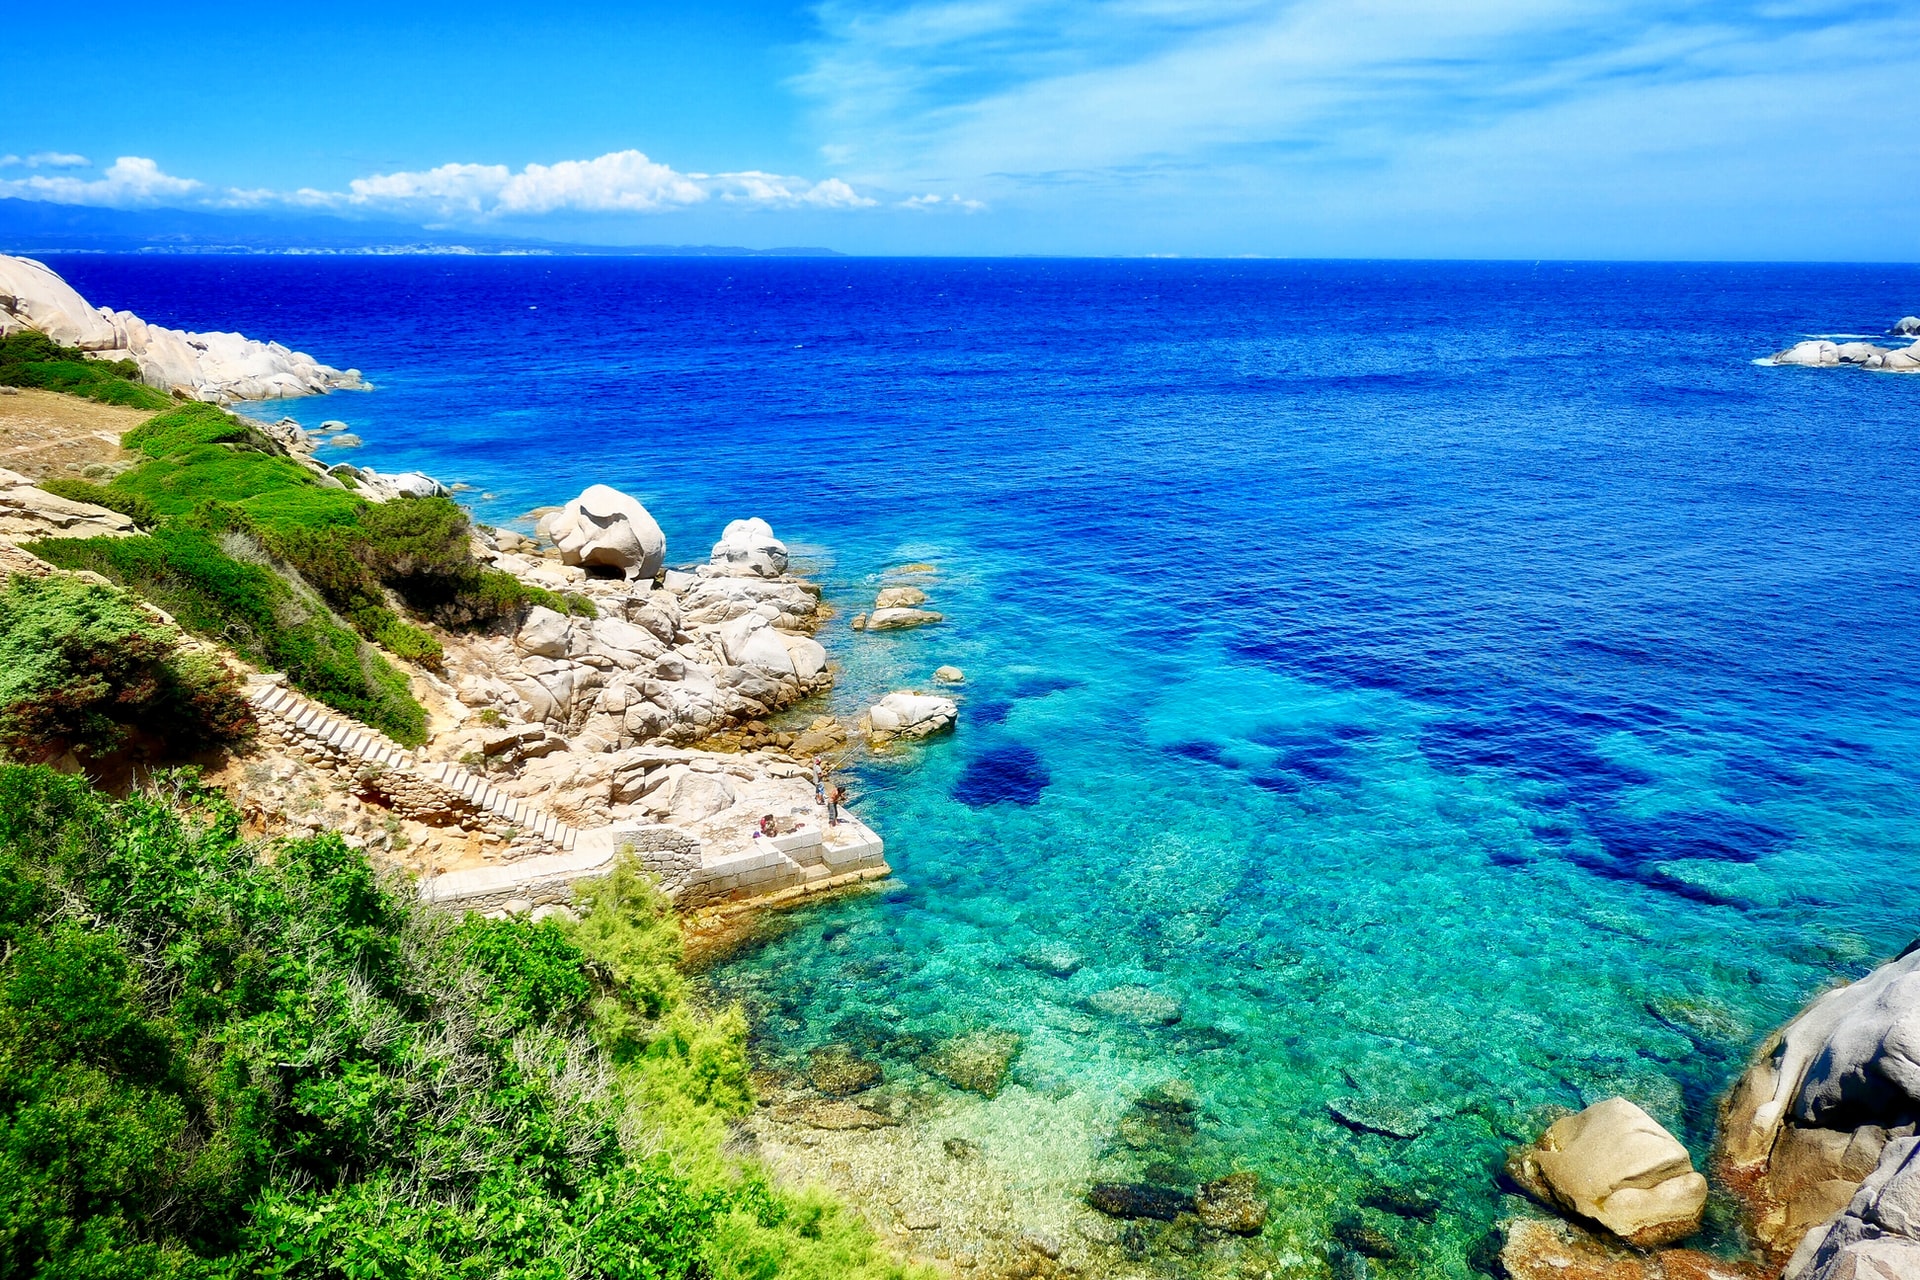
[[866, 692, 957, 741], [538, 485, 666, 581], [874, 585, 928, 609], [933, 665, 965, 684], [1509, 1096, 1707, 1247], [1892, 316, 1920, 336]]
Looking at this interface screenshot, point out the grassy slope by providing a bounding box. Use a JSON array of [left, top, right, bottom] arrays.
[[0, 331, 171, 410]]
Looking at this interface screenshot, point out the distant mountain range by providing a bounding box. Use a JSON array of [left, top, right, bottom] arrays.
[[0, 198, 843, 257]]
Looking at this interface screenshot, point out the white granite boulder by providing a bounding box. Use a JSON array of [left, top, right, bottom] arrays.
[[875, 586, 928, 609], [867, 692, 958, 741], [1774, 341, 1842, 367], [539, 485, 665, 581], [1510, 1097, 1707, 1247], [1787, 1137, 1920, 1280], [0, 255, 123, 349], [1893, 317, 1920, 337], [709, 517, 789, 578]]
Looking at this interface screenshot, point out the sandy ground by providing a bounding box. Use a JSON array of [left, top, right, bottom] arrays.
[[0, 388, 148, 480]]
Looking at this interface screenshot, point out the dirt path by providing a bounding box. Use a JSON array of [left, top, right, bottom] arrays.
[[0, 388, 149, 480]]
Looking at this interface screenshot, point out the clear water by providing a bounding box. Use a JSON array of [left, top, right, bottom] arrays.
[[47, 255, 1920, 1273]]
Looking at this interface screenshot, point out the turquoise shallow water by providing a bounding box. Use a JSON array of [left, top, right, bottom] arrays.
[[43, 255, 1920, 1274]]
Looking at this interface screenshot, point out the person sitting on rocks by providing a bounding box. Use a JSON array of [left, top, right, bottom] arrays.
[[757, 814, 778, 838]]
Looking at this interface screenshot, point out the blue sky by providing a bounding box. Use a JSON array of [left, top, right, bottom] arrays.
[[3, 0, 1916, 257]]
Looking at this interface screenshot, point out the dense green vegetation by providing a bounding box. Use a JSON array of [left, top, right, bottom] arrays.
[[0, 766, 918, 1279], [27, 397, 591, 743], [0, 575, 253, 764], [0, 331, 171, 409], [33, 527, 429, 746]]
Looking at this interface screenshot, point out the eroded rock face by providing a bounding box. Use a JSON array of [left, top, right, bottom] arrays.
[[708, 517, 789, 579], [0, 254, 364, 401], [539, 485, 666, 581], [1509, 1097, 1708, 1248], [1786, 1136, 1920, 1280]]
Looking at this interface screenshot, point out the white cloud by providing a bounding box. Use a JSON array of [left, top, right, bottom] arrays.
[[0, 147, 889, 223], [899, 192, 985, 210], [0, 156, 201, 206]]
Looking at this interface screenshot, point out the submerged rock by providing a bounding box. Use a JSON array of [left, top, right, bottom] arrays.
[[864, 607, 943, 631], [1018, 942, 1085, 977], [1088, 984, 1183, 1026], [807, 1045, 883, 1097], [773, 1099, 900, 1130], [1086, 1182, 1192, 1222], [1327, 1094, 1445, 1140], [1508, 1097, 1707, 1248], [1195, 1172, 1269, 1234], [917, 1030, 1022, 1098], [1498, 1217, 1765, 1280]]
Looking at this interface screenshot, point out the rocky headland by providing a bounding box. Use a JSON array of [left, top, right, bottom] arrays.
[[0, 252, 364, 401]]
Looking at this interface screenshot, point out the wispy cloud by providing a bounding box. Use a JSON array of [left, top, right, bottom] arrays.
[[0, 150, 881, 218], [792, 0, 1920, 241], [0, 152, 91, 170]]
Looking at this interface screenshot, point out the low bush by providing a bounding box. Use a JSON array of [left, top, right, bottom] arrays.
[[0, 331, 170, 409], [0, 767, 921, 1280], [29, 528, 427, 746], [0, 573, 253, 763], [121, 401, 280, 459]]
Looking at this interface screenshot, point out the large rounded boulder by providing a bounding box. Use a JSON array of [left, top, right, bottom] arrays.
[[1507, 1097, 1708, 1247], [539, 485, 665, 581]]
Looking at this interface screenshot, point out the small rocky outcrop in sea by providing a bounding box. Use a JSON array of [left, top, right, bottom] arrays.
[[537, 484, 667, 581], [851, 581, 944, 631], [863, 691, 957, 744], [1506, 1097, 1709, 1248], [1769, 337, 1920, 372], [0, 253, 365, 402], [1892, 316, 1920, 336]]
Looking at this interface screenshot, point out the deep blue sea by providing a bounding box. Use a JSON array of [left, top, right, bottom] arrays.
[[45, 255, 1920, 1274]]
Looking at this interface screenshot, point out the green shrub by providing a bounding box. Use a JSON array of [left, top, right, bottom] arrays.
[[120, 401, 278, 460], [28, 529, 427, 747], [35, 476, 159, 529], [0, 768, 922, 1280], [0, 331, 170, 410], [0, 573, 253, 763]]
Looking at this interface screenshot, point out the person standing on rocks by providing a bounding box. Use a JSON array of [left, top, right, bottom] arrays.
[[827, 782, 851, 827]]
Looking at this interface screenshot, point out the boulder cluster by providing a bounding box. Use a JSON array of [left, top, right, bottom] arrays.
[[1769, 317, 1920, 372], [0, 254, 364, 402]]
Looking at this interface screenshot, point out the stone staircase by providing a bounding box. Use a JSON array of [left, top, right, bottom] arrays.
[[244, 679, 581, 850]]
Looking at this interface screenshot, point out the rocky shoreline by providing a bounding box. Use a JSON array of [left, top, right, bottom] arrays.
[[1497, 944, 1920, 1280], [1767, 315, 1920, 373]]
